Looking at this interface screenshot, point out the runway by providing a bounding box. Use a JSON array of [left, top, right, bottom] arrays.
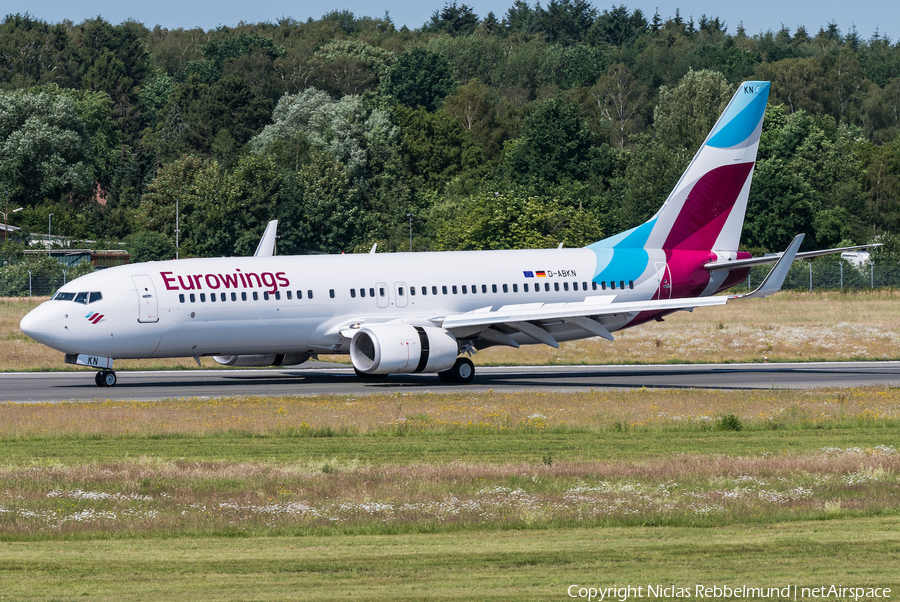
[[3, 361, 900, 403]]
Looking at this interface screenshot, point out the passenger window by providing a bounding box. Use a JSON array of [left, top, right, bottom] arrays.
[[544, 283, 550, 292], [263, 292, 269, 300], [329, 289, 335, 299], [422, 286, 428, 295], [462, 285, 468, 294], [190, 293, 196, 303], [200, 293, 206, 302], [620, 281, 625, 290], [74, 292, 88, 304], [369, 288, 375, 297], [629, 281, 634, 289], [179, 294, 185, 303], [211, 293, 217, 302], [554, 282, 560, 292], [452, 285, 458, 294], [243, 292, 248, 301], [432, 286, 437, 295], [583, 282, 588, 290], [610, 282, 616, 290], [379, 287, 385, 297], [308, 290, 314, 299], [253, 292, 259, 300], [350, 289, 356, 298], [491, 284, 497, 293], [89, 292, 102, 303], [524, 283, 529, 293], [233, 292, 239, 301], [442, 286, 448, 295], [482, 284, 488, 293], [398, 287, 404, 296], [572, 282, 578, 291], [592, 282, 597, 291], [512, 284, 517, 293], [502, 284, 508, 293], [275, 291, 281, 300], [360, 288, 365, 298], [410, 287, 415, 296]]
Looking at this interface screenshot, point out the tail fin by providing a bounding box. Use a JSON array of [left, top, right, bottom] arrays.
[[593, 81, 770, 253]]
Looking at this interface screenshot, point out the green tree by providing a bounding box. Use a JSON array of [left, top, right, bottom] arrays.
[[433, 183, 603, 250], [0, 89, 93, 207], [395, 106, 484, 190], [509, 96, 600, 183], [381, 47, 455, 112], [653, 68, 731, 151], [123, 230, 176, 262]]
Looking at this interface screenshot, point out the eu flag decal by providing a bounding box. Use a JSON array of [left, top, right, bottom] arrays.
[[523, 271, 534, 278]]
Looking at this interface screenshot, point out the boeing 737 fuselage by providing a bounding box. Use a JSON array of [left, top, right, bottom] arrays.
[[19, 81, 874, 386]]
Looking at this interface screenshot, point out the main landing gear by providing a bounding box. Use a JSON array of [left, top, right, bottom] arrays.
[[438, 357, 475, 384], [94, 370, 117, 387]]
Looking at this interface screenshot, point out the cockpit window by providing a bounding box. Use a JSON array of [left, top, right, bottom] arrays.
[[54, 292, 76, 301], [74, 292, 88, 304], [89, 292, 102, 303]]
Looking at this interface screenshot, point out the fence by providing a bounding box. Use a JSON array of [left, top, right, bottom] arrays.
[[1, 262, 899, 298], [0, 271, 69, 297], [748, 261, 900, 291]]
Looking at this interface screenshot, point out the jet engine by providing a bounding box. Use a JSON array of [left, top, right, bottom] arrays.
[[213, 353, 311, 367], [350, 324, 459, 375]]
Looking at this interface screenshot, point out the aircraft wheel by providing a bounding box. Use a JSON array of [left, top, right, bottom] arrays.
[[354, 367, 388, 380], [95, 371, 104, 387], [441, 357, 475, 384], [97, 370, 117, 387]]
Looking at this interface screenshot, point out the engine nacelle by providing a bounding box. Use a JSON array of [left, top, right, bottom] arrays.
[[213, 353, 311, 367], [350, 324, 459, 374]]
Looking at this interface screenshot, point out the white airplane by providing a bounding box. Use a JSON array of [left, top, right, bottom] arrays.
[[20, 81, 873, 387]]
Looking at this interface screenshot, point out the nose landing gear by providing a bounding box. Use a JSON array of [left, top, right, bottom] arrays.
[[94, 370, 117, 387]]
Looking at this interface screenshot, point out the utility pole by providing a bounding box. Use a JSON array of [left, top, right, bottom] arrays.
[[48, 213, 54, 255], [175, 198, 180, 260], [407, 213, 413, 252]]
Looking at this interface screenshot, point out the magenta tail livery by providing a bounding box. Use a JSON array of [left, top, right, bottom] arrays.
[[20, 81, 876, 387]]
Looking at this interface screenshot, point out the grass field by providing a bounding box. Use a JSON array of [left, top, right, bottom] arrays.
[[4, 290, 900, 371], [3, 293, 899, 599], [0, 389, 898, 601]]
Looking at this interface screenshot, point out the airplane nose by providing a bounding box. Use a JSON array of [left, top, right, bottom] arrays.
[[20, 306, 57, 347]]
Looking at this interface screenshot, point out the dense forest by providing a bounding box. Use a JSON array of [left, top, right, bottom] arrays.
[[1, 2, 900, 264]]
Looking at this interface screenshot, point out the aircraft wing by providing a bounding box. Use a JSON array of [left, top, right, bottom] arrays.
[[436, 235, 803, 348]]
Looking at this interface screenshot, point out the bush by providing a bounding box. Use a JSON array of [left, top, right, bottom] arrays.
[[717, 413, 743, 432]]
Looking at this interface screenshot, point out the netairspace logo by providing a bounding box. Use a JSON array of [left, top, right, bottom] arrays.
[[566, 584, 893, 601]]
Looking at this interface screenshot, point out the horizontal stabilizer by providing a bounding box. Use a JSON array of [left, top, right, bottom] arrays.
[[705, 243, 881, 272]]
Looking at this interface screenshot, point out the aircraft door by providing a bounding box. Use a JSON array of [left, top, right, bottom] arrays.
[[133, 274, 159, 323], [654, 262, 672, 299], [376, 282, 389, 308], [394, 282, 408, 308]]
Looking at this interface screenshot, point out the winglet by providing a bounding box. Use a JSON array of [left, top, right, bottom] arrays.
[[735, 234, 804, 299], [254, 220, 278, 257]]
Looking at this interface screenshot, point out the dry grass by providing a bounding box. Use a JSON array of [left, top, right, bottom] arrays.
[[479, 290, 900, 365], [2, 387, 899, 437], [0, 446, 896, 536], [4, 291, 899, 371]]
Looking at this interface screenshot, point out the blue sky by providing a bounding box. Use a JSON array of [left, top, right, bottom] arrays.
[[14, 0, 899, 41]]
